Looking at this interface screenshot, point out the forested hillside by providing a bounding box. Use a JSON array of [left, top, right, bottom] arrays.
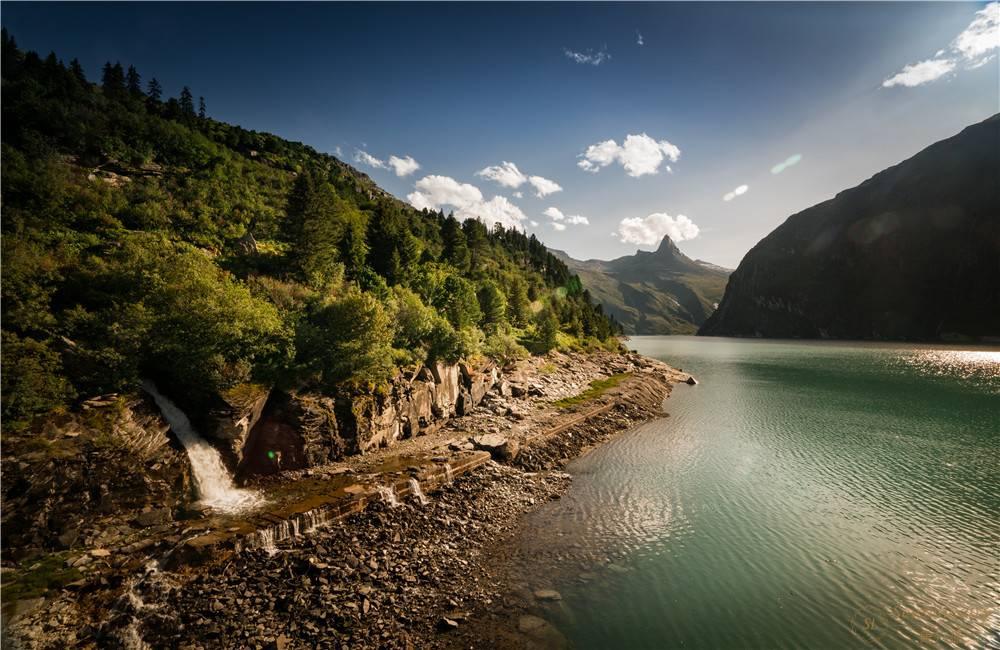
[[0, 31, 619, 427]]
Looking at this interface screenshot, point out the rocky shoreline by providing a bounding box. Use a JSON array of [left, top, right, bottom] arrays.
[[3, 350, 688, 649]]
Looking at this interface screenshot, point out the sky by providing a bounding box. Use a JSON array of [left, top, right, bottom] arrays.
[[3, 2, 998, 268]]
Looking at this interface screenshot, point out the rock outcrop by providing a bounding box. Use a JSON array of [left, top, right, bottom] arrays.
[[700, 114, 1000, 341], [237, 360, 504, 477]]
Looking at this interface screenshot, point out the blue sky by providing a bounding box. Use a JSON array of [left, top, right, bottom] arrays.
[[4, 2, 998, 267]]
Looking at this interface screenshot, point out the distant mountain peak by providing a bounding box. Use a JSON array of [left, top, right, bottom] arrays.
[[654, 235, 682, 257]]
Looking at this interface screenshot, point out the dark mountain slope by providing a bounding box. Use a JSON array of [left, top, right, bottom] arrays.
[[553, 237, 730, 334], [700, 115, 1000, 341]]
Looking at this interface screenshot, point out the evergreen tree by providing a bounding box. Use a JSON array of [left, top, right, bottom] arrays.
[[441, 216, 470, 272], [477, 280, 508, 330], [126, 65, 142, 96], [179, 86, 195, 116], [146, 77, 162, 102], [69, 58, 87, 84], [198, 96, 206, 119], [535, 306, 560, 352]]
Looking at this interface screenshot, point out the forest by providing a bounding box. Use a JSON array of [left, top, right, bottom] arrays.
[[0, 30, 620, 427]]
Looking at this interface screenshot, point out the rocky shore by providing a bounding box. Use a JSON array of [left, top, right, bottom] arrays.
[[3, 350, 688, 649]]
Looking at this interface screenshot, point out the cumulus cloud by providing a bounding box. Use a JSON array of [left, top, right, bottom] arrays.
[[543, 207, 589, 226], [566, 215, 590, 225], [528, 175, 562, 197], [616, 213, 700, 246], [722, 184, 749, 202], [552, 222, 567, 231], [578, 133, 681, 177], [513, 191, 523, 199], [882, 58, 957, 87], [476, 161, 526, 188], [388, 155, 420, 177], [543, 207, 565, 222], [354, 150, 386, 170], [883, 2, 998, 88], [564, 46, 610, 65], [406, 175, 526, 229], [771, 154, 803, 175], [529, 220, 539, 228]]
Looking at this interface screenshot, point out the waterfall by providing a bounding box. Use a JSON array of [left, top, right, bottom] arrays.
[[408, 478, 429, 506], [142, 381, 264, 514], [376, 485, 400, 507]]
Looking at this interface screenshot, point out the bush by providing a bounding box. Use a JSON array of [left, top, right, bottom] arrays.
[[482, 327, 528, 366], [1, 332, 76, 424]]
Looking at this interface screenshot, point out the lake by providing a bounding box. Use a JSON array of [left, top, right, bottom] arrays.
[[514, 337, 1000, 649]]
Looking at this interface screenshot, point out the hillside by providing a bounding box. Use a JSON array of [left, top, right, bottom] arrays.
[[699, 114, 1000, 340], [552, 237, 730, 334], [0, 31, 619, 428]]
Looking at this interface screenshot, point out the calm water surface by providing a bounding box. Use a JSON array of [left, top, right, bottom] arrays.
[[516, 337, 1000, 649]]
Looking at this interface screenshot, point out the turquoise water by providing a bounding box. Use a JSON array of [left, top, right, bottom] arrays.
[[517, 337, 1000, 649]]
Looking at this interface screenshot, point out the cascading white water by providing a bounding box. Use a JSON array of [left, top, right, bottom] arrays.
[[142, 381, 264, 514], [408, 478, 429, 506], [376, 485, 400, 507]]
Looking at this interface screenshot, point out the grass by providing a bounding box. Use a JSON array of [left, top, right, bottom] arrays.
[[1, 553, 83, 605], [552, 372, 632, 409]]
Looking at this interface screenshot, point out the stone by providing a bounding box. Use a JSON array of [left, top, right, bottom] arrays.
[[437, 617, 459, 632], [686, 375, 698, 385], [89, 549, 111, 558], [472, 434, 519, 461], [136, 507, 172, 527], [533, 589, 562, 601]]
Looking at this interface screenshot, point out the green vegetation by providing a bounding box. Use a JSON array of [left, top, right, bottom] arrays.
[[552, 373, 632, 409], [0, 31, 621, 424], [0, 553, 83, 605]]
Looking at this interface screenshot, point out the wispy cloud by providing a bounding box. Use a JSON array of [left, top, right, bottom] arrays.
[[883, 2, 998, 88], [722, 184, 749, 202], [771, 154, 802, 175], [407, 175, 526, 230], [355, 150, 422, 176], [636, 30, 644, 46], [354, 150, 386, 170], [564, 45, 611, 66], [578, 133, 681, 177], [544, 206, 589, 226], [477, 161, 562, 197], [617, 213, 700, 246], [883, 58, 956, 88]]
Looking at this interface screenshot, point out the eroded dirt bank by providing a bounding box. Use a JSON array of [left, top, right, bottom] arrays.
[[4, 351, 690, 649]]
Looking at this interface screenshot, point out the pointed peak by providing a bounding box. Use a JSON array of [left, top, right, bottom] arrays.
[[655, 235, 681, 256]]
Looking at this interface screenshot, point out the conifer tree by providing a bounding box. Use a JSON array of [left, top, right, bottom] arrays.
[[146, 77, 162, 102], [126, 65, 142, 96], [179, 86, 195, 116], [198, 96, 206, 119], [69, 58, 86, 84]]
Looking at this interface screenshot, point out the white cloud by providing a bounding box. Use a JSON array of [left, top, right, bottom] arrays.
[[722, 184, 749, 202], [476, 161, 526, 188], [564, 46, 610, 65], [354, 150, 386, 170], [543, 207, 589, 226], [513, 191, 523, 199], [388, 155, 420, 177], [882, 58, 956, 87], [552, 222, 567, 231], [578, 133, 681, 177], [406, 175, 526, 230], [334, 146, 343, 157], [529, 220, 539, 228], [771, 154, 803, 175], [543, 207, 565, 221], [883, 3, 998, 89], [616, 213, 700, 246], [528, 175, 562, 197], [636, 30, 644, 46], [953, 2, 1000, 61]]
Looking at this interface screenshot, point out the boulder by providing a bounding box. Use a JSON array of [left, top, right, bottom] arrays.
[[207, 383, 270, 466], [472, 434, 520, 461]]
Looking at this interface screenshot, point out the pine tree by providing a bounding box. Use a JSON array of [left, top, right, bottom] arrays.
[[101, 61, 125, 97], [179, 86, 195, 116], [69, 58, 87, 84], [198, 96, 206, 119], [146, 77, 162, 102], [441, 216, 470, 272], [126, 65, 142, 96]]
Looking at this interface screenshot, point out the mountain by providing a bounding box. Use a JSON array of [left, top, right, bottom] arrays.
[[552, 237, 731, 334], [700, 114, 1000, 341], [0, 32, 618, 426]]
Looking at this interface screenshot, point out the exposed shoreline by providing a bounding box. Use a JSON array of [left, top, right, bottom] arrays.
[[4, 351, 688, 649]]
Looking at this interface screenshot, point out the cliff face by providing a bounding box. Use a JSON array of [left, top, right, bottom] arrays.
[[553, 237, 730, 335], [700, 114, 1000, 341]]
